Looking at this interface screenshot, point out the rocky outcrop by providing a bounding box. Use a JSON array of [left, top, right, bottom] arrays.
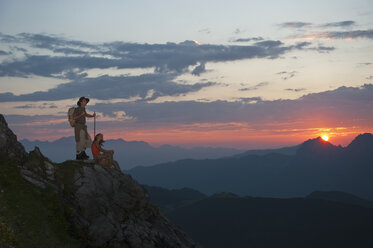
[[0, 114, 198, 248], [0, 114, 28, 164]]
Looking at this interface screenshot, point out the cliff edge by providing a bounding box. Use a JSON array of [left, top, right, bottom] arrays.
[[0, 114, 198, 248]]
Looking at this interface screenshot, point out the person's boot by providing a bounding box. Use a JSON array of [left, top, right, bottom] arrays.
[[76, 152, 83, 160], [81, 151, 90, 159]]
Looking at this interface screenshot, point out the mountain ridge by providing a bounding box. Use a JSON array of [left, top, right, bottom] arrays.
[[130, 133, 373, 200], [20, 136, 244, 169]]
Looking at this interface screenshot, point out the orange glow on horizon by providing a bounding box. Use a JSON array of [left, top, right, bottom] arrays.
[[10, 121, 372, 150]]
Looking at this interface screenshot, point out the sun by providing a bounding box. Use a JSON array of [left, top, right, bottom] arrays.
[[321, 135, 329, 141]]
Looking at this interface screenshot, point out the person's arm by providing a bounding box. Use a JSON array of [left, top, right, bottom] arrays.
[[99, 146, 114, 154], [86, 112, 96, 118]]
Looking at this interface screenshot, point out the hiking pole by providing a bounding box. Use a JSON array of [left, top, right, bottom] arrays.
[[94, 112, 96, 137]]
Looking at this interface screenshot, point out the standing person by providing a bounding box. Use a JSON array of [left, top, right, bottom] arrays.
[[91, 133, 121, 171], [73, 96, 96, 160]]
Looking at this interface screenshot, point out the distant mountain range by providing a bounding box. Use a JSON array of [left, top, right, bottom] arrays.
[[20, 136, 245, 169], [145, 185, 373, 248], [130, 133, 373, 200]]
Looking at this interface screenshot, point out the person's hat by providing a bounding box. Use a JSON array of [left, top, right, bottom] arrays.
[[77, 96, 90, 106]]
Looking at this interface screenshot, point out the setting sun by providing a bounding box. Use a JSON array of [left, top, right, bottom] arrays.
[[322, 136, 329, 141]]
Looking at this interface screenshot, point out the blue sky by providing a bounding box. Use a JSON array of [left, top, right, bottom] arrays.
[[0, 0, 373, 148]]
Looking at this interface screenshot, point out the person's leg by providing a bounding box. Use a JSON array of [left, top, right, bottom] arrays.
[[77, 129, 91, 159], [76, 136, 85, 160], [82, 132, 92, 158], [112, 160, 121, 171], [106, 153, 121, 170], [74, 126, 82, 160]]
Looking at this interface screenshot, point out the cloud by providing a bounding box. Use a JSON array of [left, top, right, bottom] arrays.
[[321, 20, 355, 28], [239, 82, 269, 91], [358, 62, 372, 66], [238, 97, 262, 103], [0, 73, 216, 102], [0, 33, 315, 81], [231, 37, 264, 43], [276, 71, 297, 80], [292, 29, 373, 40], [285, 88, 306, 92], [234, 28, 242, 35], [0, 50, 9, 55], [254, 40, 283, 47], [15, 103, 58, 109], [198, 28, 211, 34], [280, 22, 312, 29], [85, 84, 373, 127], [366, 76, 373, 80], [191, 62, 206, 76], [312, 44, 335, 53]]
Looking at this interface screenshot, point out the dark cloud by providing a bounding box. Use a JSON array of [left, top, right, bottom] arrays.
[[358, 62, 372, 66], [285, 88, 306, 92], [254, 40, 283, 47], [312, 44, 335, 53], [0, 33, 336, 103], [280, 22, 312, 28], [15, 103, 58, 109], [0, 33, 314, 81], [276, 71, 297, 80], [88, 84, 373, 127], [191, 62, 206, 76], [239, 97, 262, 102], [231, 37, 264, 42], [234, 28, 242, 35], [239, 82, 269, 91], [321, 30, 373, 39], [321, 21, 355, 28], [0, 50, 9, 55], [198, 28, 211, 34], [17, 33, 98, 51], [293, 30, 373, 40], [293, 42, 312, 49], [0, 73, 216, 102]]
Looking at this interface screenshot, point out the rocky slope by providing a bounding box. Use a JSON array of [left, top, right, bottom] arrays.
[[0, 114, 198, 248]]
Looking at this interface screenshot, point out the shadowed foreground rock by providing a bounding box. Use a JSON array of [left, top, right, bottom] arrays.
[[0, 114, 28, 165], [0, 114, 198, 248]]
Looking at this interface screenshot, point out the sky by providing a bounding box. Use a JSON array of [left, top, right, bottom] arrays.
[[0, 0, 373, 149]]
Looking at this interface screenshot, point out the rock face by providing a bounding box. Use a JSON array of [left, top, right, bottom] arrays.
[[0, 114, 28, 165], [0, 114, 198, 248]]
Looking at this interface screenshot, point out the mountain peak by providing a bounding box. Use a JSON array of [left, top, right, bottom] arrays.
[[296, 136, 341, 157], [347, 133, 373, 153]]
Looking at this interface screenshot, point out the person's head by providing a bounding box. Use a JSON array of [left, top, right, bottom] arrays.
[[77, 96, 90, 107], [94, 133, 104, 145]]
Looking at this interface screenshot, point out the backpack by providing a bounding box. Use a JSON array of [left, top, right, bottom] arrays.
[[68, 107, 76, 127]]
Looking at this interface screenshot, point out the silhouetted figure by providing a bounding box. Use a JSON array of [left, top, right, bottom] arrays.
[[73, 96, 96, 160], [92, 133, 121, 171]]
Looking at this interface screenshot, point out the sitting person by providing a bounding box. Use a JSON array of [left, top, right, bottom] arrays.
[[91, 133, 121, 171]]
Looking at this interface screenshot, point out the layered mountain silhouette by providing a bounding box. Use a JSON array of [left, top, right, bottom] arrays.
[[21, 137, 244, 169], [306, 190, 373, 208], [144, 185, 373, 248], [130, 134, 373, 200]]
